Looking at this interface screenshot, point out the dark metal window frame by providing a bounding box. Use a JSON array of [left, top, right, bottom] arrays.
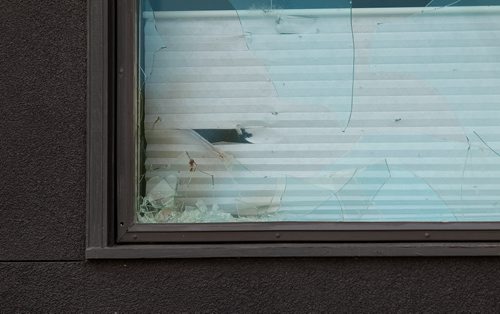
[[86, 0, 500, 259]]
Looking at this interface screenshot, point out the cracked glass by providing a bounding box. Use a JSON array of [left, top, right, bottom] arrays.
[[136, 0, 500, 223]]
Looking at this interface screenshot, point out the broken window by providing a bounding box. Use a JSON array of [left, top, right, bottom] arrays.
[[136, 0, 500, 224]]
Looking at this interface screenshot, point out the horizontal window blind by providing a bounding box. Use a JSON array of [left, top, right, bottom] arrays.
[[139, 5, 500, 223]]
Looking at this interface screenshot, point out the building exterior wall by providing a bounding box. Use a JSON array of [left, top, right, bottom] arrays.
[[1, 1, 500, 312]]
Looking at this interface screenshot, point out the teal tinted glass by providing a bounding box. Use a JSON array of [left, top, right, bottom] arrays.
[[137, 0, 500, 223]]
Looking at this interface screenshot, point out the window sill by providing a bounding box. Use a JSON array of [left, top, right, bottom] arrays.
[[86, 242, 500, 259]]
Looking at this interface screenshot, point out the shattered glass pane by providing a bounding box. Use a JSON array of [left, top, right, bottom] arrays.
[[137, 0, 500, 223]]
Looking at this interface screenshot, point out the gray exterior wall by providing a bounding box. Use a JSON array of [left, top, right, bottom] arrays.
[[1, 1, 500, 312]]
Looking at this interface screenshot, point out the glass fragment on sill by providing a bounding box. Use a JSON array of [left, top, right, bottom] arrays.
[[138, 0, 500, 223]]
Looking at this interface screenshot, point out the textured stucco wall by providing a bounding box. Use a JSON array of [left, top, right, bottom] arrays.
[[1, 1, 500, 312]]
